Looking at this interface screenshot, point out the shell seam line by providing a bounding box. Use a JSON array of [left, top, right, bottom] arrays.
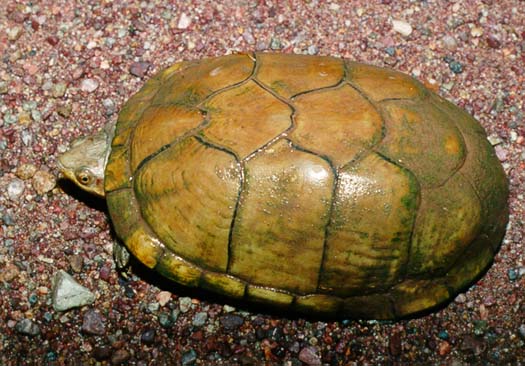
[[283, 138, 339, 294], [373, 151, 422, 283]]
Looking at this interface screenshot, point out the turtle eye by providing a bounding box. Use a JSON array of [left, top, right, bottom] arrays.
[[75, 168, 94, 186]]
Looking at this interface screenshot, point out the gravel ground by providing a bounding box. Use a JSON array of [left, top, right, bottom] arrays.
[[1, 0, 524, 365]]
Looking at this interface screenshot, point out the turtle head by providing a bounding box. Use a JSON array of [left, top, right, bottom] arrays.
[[57, 122, 115, 197]]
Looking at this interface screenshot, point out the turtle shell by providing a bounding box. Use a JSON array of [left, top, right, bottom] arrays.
[[105, 53, 508, 319]]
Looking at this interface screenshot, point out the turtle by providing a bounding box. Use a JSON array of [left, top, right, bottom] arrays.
[[58, 52, 508, 319]]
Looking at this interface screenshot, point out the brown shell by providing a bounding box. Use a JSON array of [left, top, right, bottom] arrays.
[[105, 53, 508, 319]]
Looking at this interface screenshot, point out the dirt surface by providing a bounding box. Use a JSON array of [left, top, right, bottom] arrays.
[[1, 1, 524, 365]]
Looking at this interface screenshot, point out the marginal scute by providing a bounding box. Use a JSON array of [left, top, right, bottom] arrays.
[[126, 228, 163, 268], [291, 84, 383, 166], [246, 285, 294, 307], [409, 173, 482, 276], [343, 294, 394, 319], [377, 99, 466, 187], [130, 105, 204, 170], [229, 139, 333, 294], [152, 53, 254, 107], [319, 152, 417, 297], [391, 279, 450, 318], [295, 294, 343, 315], [202, 80, 292, 158], [256, 52, 344, 98], [346, 61, 427, 101], [200, 272, 246, 299], [134, 137, 241, 272], [156, 251, 202, 287], [107, 189, 141, 241]]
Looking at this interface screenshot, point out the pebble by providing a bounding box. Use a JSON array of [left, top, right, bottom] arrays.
[[129, 62, 151, 78], [177, 13, 192, 29], [307, 45, 319, 55], [438, 330, 449, 340], [141, 329, 156, 345], [57, 104, 72, 118], [69, 254, 84, 273], [0, 263, 20, 282], [495, 145, 507, 162], [21, 130, 32, 145], [51, 270, 96, 311], [455, 293, 467, 303], [52, 82, 68, 98], [179, 297, 192, 313], [92, 346, 111, 361], [392, 19, 413, 37], [298, 346, 322, 366], [82, 309, 106, 335], [438, 341, 451, 356], [219, 314, 244, 330], [16, 164, 37, 180], [223, 304, 236, 313], [442, 35, 457, 50], [473, 320, 488, 336], [508, 268, 517, 281], [111, 349, 131, 365], [243, 30, 255, 44], [270, 37, 282, 50], [80, 78, 99, 93], [156, 291, 171, 306], [8, 26, 23, 41], [192, 312, 208, 327], [449, 61, 463, 74], [181, 349, 197, 365], [486, 34, 501, 49], [32, 170, 56, 195], [518, 324, 525, 340], [15, 318, 40, 336], [7, 178, 25, 200], [102, 98, 117, 115]]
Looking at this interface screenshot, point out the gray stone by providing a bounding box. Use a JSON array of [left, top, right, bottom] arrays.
[[298, 346, 321, 366], [52, 270, 96, 311], [7, 178, 25, 200], [15, 318, 40, 336], [179, 297, 192, 313], [80, 78, 99, 93], [192, 312, 208, 327]]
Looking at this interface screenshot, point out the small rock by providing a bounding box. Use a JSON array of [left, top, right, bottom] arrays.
[[438, 341, 451, 356], [438, 330, 449, 340], [461, 335, 485, 356], [82, 309, 106, 335], [220, 314, 244, 330], [0, 263, 20, 282], [486, 34, 501, 49], [270, 37, 281, 50], [141, 329, 156, 345], [129, 62, 151, 78], [442, 35, 457, 50], [192, 312, 208, 327], [21, 130, 33, 145], [111, 349, 130, 365], [181, 349, 197, 365], [177, 13, 192, 29], [102, 98, 116, 116], [298, 346, 321, 366], [16, 163, 37, 180], [57, 104, 72, 118], [7, 178, 25, 200], [508, 268, 517, 281], [494, 145, 507, 162], [8, 26, 23, 41], [449, 61, 463, 74], [307, 45, 318, 55], [471, 27, 483, 37], [92, 346, 111, 361], [18, 111, 31, 125], [52, 270, 96, 311], [15, 318, 40, 336], [223, 304, 236, 313], [80, 78, 99, 93], [518, 324, 525, 340], [242, 30, 255, 44], [473, 320, 488, 336], [52, 82, 68, 98], [46, 35, 60, 46], [392, 19, 413, 37], [156, 291, 171, 306], [455, 293, 467, 303], [179, 297, 192, 313], [32, 170, 56, 195]]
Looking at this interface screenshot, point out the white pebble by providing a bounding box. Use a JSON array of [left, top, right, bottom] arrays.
[[177, 13, 192, 29], [80, 78, 99, 93], [7, 178, 25, 200], [392, 19, 413, 37]]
